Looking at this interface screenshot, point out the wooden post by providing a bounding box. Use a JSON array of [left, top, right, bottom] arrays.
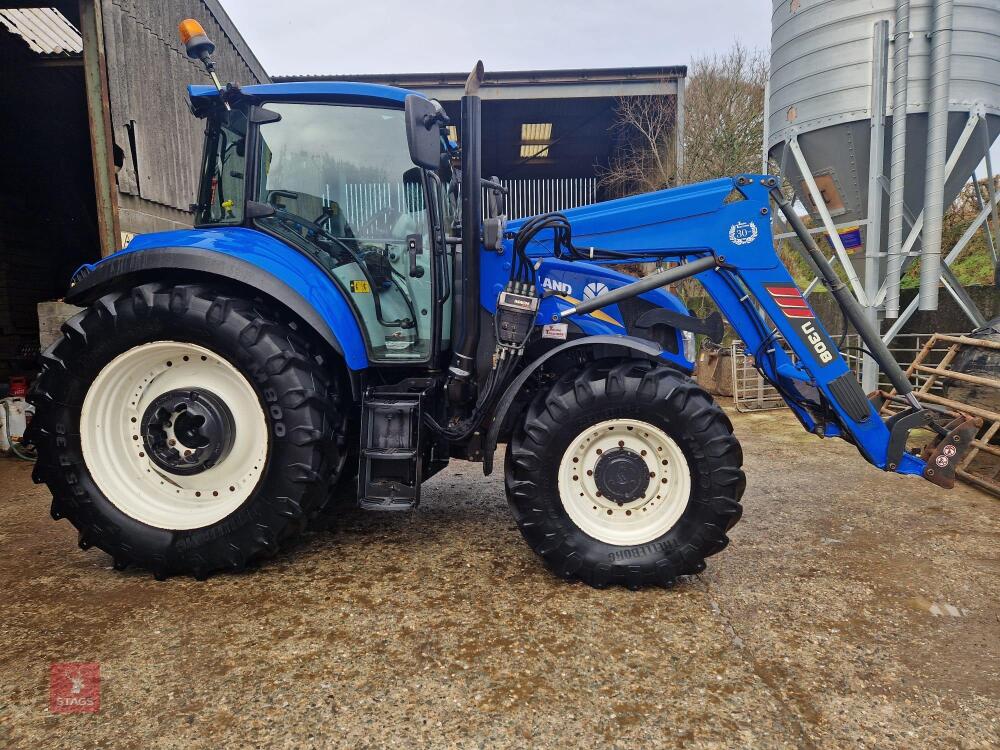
[[79, 0, 121, 257]]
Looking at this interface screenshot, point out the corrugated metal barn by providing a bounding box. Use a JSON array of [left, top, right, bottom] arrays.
[[0, 1, 267, 383]]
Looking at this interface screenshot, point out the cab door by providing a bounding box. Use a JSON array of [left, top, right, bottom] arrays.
[[252, 101, 449, 362]]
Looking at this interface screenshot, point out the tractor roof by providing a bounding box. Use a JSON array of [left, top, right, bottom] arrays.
[[188, 81, 419, 109]]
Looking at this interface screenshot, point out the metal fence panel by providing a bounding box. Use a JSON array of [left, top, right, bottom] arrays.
[[498, 178, 598, 219], [730, 333, 961, 413]]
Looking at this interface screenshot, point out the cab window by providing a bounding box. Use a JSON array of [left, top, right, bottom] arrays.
[[254, 102, 439, 361], [195, 108, 248, 225]]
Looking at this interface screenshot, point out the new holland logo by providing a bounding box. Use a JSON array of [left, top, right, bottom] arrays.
[[728, 221, 758, 246], [541, 277, 572, 295], [583, 282, 609, 300]]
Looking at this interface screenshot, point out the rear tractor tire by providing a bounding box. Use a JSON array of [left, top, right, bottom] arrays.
[[505, 359, 745, 589], [28, 282, 344, 579]]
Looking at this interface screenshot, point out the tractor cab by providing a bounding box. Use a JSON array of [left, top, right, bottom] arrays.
[[190, 83, 456, 364]]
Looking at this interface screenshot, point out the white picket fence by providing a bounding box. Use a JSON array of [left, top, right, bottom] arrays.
[[335, 177, 600, 230], [498, 178, 598, 219]]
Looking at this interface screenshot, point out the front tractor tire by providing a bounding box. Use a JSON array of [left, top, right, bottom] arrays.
[[505, 359, 745, 589], [29, 282, 343, 579]]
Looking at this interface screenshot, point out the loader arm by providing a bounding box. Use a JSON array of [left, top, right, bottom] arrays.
[[509, 174, 947, 481]]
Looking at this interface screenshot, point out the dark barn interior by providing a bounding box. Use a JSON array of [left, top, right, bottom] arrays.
[[443, 96, 622, 181], [0, 1, 267, 387], [0, 4, 97, 382]]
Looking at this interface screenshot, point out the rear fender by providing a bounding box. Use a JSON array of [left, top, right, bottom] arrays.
[[65, 227, 369, 371]]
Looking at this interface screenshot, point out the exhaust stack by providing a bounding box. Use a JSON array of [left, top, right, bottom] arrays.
[[448, 61, 485, 384]]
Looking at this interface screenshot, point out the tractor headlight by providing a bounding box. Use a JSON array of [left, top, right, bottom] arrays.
[[682, 331, 697, 362]]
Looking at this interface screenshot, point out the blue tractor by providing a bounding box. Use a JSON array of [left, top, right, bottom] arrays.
[[27, 23, 977, 588]]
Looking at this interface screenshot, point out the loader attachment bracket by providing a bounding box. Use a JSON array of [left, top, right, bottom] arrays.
[[884, 407, 936, 471], [920, 415, 982, 489]]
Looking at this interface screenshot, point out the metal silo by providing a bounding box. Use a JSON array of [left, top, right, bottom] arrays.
[[767, 0, 1000, 388]]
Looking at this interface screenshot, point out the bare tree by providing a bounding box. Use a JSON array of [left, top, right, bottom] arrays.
[[600, 43, 769, 196], [598, 44, 770, 311], [599, 95, 678, 196]]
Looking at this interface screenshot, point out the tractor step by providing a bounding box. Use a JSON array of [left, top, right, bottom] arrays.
[[358, 379, 435, 511]]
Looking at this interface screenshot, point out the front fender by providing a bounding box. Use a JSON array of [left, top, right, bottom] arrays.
[[482, 334, 668, 475], [66, 227, 369, 370]]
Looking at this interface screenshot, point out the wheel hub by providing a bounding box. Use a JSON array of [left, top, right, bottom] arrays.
[[141, 388, 235, 476], [557, 418, 692, 546], [593, 447, 650, 504]]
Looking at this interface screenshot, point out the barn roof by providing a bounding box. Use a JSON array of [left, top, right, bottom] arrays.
[[0, 7, 81, 57]]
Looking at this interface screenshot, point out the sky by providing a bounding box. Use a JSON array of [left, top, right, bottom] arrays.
[[221, 0, 773, 77], [220, 0, 998, 170]]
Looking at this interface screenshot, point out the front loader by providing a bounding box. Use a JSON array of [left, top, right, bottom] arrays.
[[26, 22, 978, 588]]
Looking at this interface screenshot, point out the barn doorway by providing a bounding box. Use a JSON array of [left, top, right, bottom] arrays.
[[0, 6, 100, 383]]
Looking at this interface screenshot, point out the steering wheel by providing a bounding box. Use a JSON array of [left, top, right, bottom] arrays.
[[269, 205, 351, 255], [356, 206, 404, 238], [267, 205, 410, 320]]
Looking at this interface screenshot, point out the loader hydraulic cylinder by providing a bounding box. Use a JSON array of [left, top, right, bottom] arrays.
[[560, 256, 719, 318], [769, 186, 918, 402]]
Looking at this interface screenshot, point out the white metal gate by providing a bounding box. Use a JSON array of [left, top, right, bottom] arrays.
[[498, 178, 598, 219]]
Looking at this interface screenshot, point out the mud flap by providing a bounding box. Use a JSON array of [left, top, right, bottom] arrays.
[[921, 415, 982, 489]]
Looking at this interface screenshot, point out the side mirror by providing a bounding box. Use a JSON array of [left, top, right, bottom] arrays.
[[405, 95, 443, 170]]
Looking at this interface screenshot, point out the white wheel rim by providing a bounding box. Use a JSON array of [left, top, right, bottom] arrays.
[[80, 341, 268, 530], [558, 418, 691, 546]]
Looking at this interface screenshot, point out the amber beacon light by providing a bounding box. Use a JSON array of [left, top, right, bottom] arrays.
[[178, 18, 227, 107]]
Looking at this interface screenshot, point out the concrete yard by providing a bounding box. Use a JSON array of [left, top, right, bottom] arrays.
[[1, 405, 997, 749]]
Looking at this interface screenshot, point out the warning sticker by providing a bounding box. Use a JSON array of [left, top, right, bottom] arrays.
[[542, 323, 568, 340], [350, 280, 371, 293]]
